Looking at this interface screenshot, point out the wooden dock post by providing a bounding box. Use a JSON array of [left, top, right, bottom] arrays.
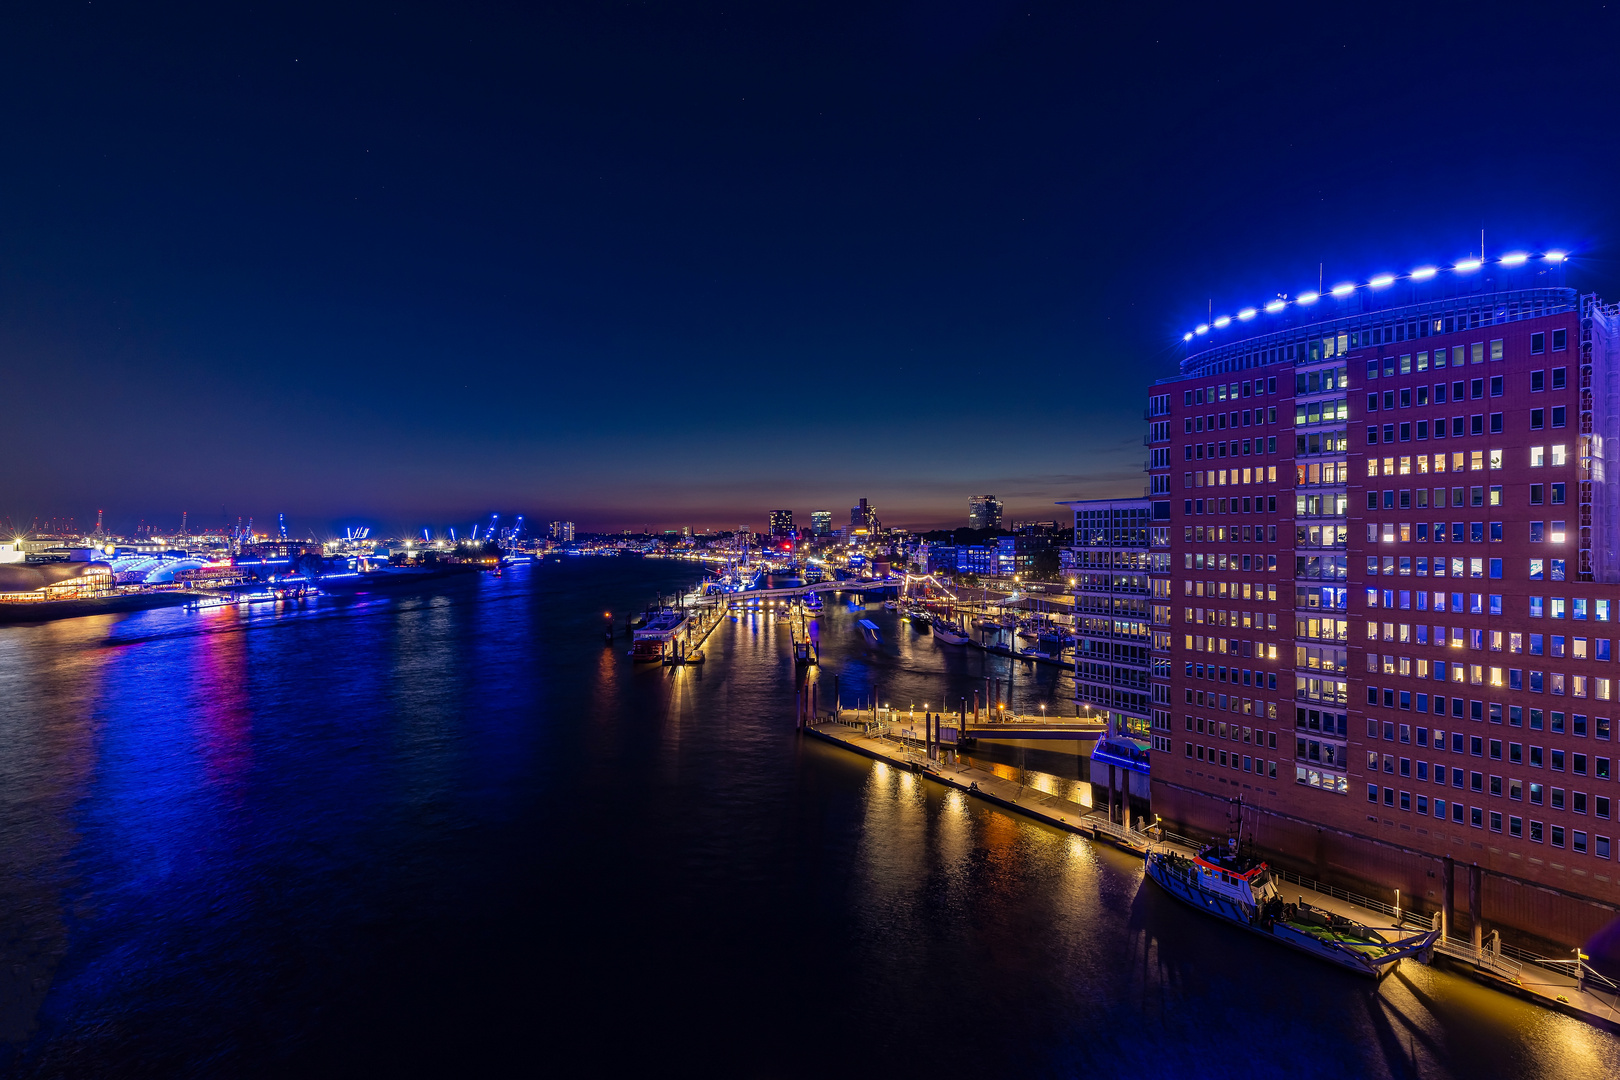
[[1107, 763, 1117, 825], [1469, 863, 1483, 957], [1442, 856, 1454, 942]]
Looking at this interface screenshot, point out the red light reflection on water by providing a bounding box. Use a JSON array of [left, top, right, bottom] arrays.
[[189, 607, 254, 799]]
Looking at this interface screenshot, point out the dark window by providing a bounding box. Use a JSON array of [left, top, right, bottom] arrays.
[[1490, 376, 1503, 397], [1368, 393, 1379, 412], [1552, 407, 1566, 428], [1531, 370, 1545, 392], [1471, 415, 1484, 436], [1531, 332, 1545, 355], [1531, 409, 1544, 430], [1471, 379, 1484, 399], [1553, 367, 1567, 389], [1553, 329, 1567, 351], [1490, 413, 1503, 434]]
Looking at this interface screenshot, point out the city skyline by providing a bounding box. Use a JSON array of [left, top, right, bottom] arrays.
[[4, 4, 1618, 530], [6, 4, 1620, 1067]]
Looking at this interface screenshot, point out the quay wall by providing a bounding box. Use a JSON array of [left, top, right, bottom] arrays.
[[1152, 776, 1620, 958]]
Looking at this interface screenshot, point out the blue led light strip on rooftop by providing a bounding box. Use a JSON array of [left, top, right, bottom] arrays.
[[1184, 251, 1568, 341]]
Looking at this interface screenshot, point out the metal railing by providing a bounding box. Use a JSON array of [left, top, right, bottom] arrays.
[[1263, 865, 1617, 992]]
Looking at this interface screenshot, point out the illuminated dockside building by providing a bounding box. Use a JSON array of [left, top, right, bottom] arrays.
[[1058, 498, 1160, 736], [1146, 249, 1620, 948]]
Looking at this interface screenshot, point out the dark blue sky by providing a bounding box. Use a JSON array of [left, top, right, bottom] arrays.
[[3, 1, 1618, 535]]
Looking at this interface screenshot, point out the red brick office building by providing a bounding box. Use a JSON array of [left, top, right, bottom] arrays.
[[1146, 252, 1620, 949]]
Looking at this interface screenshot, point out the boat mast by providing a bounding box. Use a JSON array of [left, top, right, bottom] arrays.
[[1227, 795, 1244, 854]]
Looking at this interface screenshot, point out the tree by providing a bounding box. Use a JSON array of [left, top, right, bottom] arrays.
[[1029, 549, 1061, 581]]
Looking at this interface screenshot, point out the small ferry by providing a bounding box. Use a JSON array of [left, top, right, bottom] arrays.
[[630, 609, 688, 662], [803, 592, 824, 612], [857, 619, 882, 648], [1145, 839, 1440, 978]]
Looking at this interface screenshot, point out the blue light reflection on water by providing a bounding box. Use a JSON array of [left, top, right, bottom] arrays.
[[0, 559, 1615, 1078]]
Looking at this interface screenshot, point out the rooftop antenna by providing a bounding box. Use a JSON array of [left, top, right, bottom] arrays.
[[1318, 262, 1323, 294]]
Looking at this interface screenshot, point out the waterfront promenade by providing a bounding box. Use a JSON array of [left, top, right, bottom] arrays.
[[805, 715, 1620, 1031]]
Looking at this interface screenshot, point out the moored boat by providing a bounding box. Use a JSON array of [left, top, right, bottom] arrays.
[[630, 608, 688, 662], [1144, 842, 1440, 978], [930, 615, 969, 644]]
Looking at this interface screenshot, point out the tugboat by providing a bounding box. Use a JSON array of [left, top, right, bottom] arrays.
[[1145, 801, 1440, 978]]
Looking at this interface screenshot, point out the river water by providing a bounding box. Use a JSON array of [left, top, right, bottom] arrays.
[[0, 558, 1615, 1077]]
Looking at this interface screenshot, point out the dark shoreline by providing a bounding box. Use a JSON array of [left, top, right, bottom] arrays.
[[0, 591, 198, 625]]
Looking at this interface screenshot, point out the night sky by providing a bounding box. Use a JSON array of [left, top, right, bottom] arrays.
[[3, 1, 1619, 535]]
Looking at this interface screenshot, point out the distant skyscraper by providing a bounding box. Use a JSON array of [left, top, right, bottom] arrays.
[[769, 510, 794, 536], [968, 495, 1003, 530], [548, 521, 575, 542], [810, 510, 832, 536], [849, 498, 876, 534]]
